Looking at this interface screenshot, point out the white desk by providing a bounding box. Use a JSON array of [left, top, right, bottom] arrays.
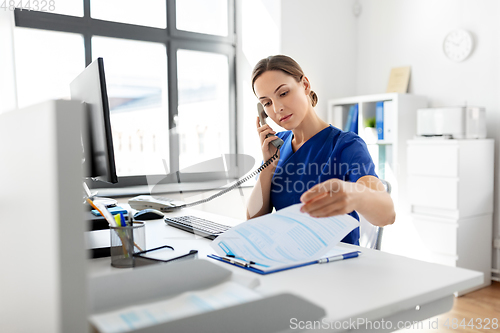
[[88, 207, 483, 332]]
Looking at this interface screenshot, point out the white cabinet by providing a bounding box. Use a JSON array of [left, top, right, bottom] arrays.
[[407, 139, 494, 292], [328, 93, 427, 210]]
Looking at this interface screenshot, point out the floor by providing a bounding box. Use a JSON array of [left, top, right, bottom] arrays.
[[396, 281, 500, 332]]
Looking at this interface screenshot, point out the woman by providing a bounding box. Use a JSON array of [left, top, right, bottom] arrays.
[[246, 55, 395, 245]]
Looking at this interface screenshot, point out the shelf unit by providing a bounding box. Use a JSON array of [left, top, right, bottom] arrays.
[[327, 93, 428, 211]]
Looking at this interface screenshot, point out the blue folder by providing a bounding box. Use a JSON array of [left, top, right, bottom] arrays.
[[376, 101, 384, 140], [349, 104, 359, 134]]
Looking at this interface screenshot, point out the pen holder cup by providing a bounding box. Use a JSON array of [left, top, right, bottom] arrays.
[[109, 222, 146, 268]]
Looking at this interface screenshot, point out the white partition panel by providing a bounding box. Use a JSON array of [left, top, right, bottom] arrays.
[[0, 11, 17, 113], [0, 100, 88, 333]]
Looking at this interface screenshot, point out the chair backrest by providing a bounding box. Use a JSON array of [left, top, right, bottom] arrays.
[[358, 179, 391, 250]]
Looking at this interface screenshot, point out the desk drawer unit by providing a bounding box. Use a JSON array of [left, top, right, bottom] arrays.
[[412, 215, 458, 256], [407, 144, 458, 177], [412, 214, 492, 286], [407, 139, 494, 292], [408, 176, 458, 210], [407, 139, 493, 217]]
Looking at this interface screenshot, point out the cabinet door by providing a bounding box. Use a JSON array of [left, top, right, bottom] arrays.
[[407, 144, 458, 177], [428, 252, 458, 267], [409, 176, 458, 209], [412, 215, 458, 256]]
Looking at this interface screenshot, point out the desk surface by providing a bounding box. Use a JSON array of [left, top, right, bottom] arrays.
[[88, 207, 483, 331]]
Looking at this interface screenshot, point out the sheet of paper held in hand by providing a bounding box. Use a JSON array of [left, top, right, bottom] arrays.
[[211, 203, 360, 272]]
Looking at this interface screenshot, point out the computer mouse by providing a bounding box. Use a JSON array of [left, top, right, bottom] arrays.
[[134, 208, 165, 221]]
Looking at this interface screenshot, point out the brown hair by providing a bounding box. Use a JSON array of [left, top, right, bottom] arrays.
[[251, 55, 318, 107]]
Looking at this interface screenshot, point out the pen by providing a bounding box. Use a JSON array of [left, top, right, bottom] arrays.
[[128, 209, 133, 225], [114, 213, 122, 227], [120, 213, 127, 227], [222, 256, 251, 267], [318, 251, 361, 264], [226, 254, 256, 265]]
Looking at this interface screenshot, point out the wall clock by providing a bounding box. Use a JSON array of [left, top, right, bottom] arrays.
[[443, 29, 474, 62]]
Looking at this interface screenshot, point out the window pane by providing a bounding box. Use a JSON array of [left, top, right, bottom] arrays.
[[14, 28, 85, 108], [176, 0, 228, 36], [92, 37, 169, 177], [51, 0, 83, 16], [15, 0, 83, 16], [91, 0, 166, 28], [177, 50, 230, 171]]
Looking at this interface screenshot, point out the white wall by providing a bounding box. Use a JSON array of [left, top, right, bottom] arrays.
[[280, 0, 358, 121], [357, 0, 500, 109]]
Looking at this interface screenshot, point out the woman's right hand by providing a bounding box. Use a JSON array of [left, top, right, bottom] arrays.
[[256, 116, 279, 162]]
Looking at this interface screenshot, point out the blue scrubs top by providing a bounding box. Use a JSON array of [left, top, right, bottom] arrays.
[[270, 125, 378, 245]]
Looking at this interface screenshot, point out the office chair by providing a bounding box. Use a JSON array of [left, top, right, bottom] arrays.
[[358, 179, 391, 250]]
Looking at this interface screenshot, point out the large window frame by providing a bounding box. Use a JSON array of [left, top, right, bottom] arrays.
[[14, 0, 237, 190]]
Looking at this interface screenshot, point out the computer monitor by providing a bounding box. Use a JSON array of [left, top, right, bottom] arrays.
[[70, 57, 118, 184]]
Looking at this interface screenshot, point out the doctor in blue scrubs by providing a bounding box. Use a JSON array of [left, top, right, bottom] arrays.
[[246, 55, 395, 245]]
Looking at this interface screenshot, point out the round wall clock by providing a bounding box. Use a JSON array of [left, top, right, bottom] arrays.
[[443, 29, 474, 62]]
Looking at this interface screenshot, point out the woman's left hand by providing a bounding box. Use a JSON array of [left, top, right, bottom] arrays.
[[299, 179, 363, 218]]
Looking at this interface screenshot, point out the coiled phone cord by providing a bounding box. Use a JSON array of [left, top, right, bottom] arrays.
[[181, 150, 280, 209]]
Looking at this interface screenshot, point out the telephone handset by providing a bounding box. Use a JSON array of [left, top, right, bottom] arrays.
[[257, 103, 284, 149], [129, 105, 283, 213]]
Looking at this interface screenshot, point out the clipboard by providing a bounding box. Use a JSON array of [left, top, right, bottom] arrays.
[[207, 250, 361, 275]]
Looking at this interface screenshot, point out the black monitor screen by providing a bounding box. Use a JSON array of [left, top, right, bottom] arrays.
[[70, 58, 118, 184]]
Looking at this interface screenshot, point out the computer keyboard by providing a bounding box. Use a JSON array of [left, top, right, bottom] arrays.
[[164, 216, 232, 240]]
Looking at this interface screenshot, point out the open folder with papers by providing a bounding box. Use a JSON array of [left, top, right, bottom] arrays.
[[208, 204, 361, 274]]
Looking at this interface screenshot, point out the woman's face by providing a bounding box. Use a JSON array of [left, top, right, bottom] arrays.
[[253, 70, 311, 130]]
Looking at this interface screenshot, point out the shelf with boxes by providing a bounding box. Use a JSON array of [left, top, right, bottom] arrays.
[[327, 93, 427, 209], [407, 138, 494, 293]]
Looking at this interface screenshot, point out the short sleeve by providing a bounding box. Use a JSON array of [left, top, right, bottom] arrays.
[[338, 133, 378, 183]]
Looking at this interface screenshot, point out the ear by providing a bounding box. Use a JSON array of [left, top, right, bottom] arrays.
[[301, 76, 311, 95]]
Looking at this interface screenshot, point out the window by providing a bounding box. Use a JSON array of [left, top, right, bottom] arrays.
[[176, 0, 228, 36], [91, 0, 166, 28], [177, 49, 230, 170], [91, 36, 169, 177], [14, 0, 236, 188]]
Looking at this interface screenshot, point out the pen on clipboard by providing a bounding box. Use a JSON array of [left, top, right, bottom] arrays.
[[222, 256, 252, 267], [317, 251, 361, 264], [221, 254, 264, 267]]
